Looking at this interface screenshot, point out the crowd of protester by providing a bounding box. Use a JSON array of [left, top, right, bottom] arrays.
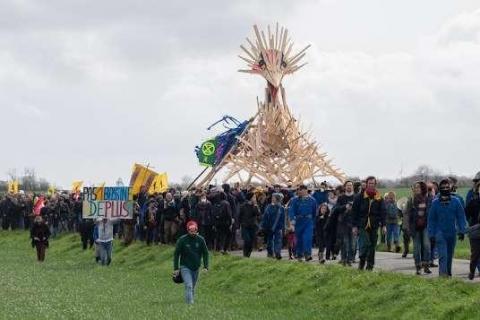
[[1, 171, 480, 280]]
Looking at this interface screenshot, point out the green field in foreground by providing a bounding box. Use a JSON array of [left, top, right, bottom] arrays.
[[1, 232, 480, 320]]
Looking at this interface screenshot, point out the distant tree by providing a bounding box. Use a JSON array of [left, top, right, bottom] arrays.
[[21, 167, 37, 191], [180, 175, 192, 190], [6, 168, 17, 181]]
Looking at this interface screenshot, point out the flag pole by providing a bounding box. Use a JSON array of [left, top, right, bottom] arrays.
[[186, 166, 210, 190]]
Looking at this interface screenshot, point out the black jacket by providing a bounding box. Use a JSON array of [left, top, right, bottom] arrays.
[[466, 193, 480, 226], [335, 194, 355, 235], [238, 202, 260, 228], [196, 201, 213, 226], [212, 200, 232, 227], [352, 192, 386, 230], [31, 222, 51, 246]]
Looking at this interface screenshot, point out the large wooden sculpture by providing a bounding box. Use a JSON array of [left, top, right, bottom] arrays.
[[195, 24, 345, 187]]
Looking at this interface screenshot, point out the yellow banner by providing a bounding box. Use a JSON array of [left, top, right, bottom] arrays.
[[129, 163, 158, 195], [148, 173, 169, 194], [48, 185, 56, 196], [8, 180, 19, 194], [72, 181, 83, 193]]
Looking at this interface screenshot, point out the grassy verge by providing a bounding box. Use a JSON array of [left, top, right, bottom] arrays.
[[1, 231, 479, 320]]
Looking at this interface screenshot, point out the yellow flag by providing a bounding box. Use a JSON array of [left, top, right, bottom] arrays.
[[94, 183, 105, 200], [13, 180, 19, 194], [48, 185, 56, 196], [148, 173, 169, 194], [129, 163, 158, 195], [7, 181, 14, 193], [72, 181, 83, 193]]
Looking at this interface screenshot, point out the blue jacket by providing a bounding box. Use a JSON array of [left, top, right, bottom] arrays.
[[288, 196, 318, 224], [262, 204, 285, 232], [427, 197, 468, 237], [312, 190, 328, 206], [434, 193, 465, 208]]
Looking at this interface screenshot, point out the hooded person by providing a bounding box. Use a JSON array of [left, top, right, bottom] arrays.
[[427, 179, 468, 277], [261, 193, 285, 259], [212, 192, 233, 254], [466, 172, 480, 215], [238, 192, 260, 258], [173, 220, 209, 304], [466, 182, 480, 280], [195, 191, 214, 249], [30, 216, 50, 262]]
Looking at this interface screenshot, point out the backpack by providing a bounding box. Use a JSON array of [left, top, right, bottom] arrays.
[[386, 202, 398, 220], [213, 201, 229, 226]]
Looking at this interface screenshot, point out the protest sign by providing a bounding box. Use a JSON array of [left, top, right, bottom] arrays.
[[82, 186, 134, 219]]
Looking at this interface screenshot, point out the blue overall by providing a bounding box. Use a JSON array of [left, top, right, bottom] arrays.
[[289, 196, 318, 258], [427, 197, 467, 276]]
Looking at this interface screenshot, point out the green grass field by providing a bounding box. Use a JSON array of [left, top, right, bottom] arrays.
[[1, 231, 480, 320]]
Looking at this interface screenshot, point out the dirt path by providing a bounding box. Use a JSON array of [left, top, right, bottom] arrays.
[[232, 249, 479, 282]]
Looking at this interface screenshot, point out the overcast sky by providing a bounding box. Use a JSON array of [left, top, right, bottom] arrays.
[[1, 0, 480, 188]]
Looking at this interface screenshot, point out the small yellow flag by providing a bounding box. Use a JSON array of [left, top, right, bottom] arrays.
[[8, 180, 19, 194], [48, 185, 56, 196], [72, 181, 83, 193]]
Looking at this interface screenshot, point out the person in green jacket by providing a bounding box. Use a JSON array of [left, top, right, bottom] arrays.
[[173, 220, 209, 304]]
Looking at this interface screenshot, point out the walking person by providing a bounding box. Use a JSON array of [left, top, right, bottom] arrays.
[[352, 176, 387, 271], [145, 201, 158, 246], [196, 192, 214, 250], [30, 216, 50, 262], [316, 203, 329, 264], [427, 179, 468, 277], [238, 193, 260, 257], [162, 193, 180, 244], [406, 182, 432, 275], [95, 217, 119, 266], [288, 185, 318, 262], [335, 181, 356, 265], [79, 218, 95, 250], [261, 193, 285, 259], [384, 192, 401, 253], [466, 172, 480, 207], [323, 203, 338, 260], [173, 221, 209, 305], [466, 182, 480, 280], [212, 192, 233, 254]]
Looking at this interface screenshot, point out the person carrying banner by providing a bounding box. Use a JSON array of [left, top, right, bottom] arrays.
[[173, 220, 209, 305], [95, 217, 120, 266]]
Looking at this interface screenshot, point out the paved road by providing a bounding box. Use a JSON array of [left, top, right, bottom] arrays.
[[232, 249, 479, 283]]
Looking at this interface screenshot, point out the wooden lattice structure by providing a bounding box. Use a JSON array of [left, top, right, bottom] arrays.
[[195, 24, 345, 187]]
